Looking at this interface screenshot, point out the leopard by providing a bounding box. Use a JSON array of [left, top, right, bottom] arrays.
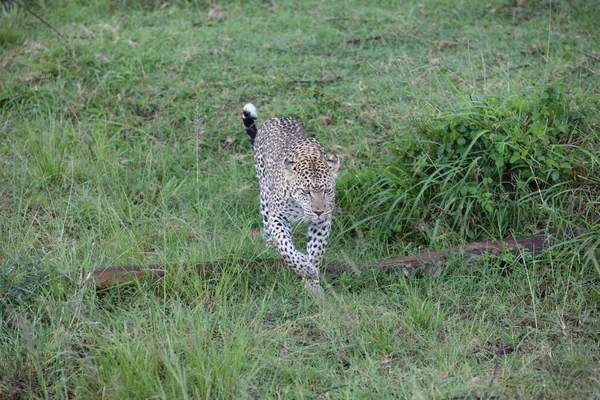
[[241, 103, 339, 293]]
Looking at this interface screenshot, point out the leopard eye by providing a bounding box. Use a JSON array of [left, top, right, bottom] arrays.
[[301, 187, 310, 195], [325, 188, 334, 195]]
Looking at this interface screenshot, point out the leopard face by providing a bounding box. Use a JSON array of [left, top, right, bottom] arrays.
[[283, 140, 339, 221]]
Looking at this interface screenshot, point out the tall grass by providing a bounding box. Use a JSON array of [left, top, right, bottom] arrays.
[[1, 0, 599, 398]]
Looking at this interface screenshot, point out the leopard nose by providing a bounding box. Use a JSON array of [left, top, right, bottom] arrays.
[[314, 210, 323, 216]]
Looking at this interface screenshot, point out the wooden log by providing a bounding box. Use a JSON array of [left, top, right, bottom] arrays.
[[86, 232, 568, 290]]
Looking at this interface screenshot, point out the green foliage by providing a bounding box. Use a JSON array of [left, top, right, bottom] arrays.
[[1, 0, 600, 399], [430, 86, 579, 183], [0, 260, 49, 308], [338, 86, 599, 243], [406, 295, 443, 333], [0, 26, 22, 49]]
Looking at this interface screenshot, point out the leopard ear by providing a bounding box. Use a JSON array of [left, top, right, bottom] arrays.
[[327, 154, 340, 172], [283, 158, 297, 180]]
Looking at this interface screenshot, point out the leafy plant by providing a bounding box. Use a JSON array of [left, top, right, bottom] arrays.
[[338, 86, 598, 243], [429, 86, 579, 184]]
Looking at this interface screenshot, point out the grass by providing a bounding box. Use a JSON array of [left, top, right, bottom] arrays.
[[1, 0, 599, 398]]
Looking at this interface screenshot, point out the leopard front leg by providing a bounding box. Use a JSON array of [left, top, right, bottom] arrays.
[[307, 217, 332, 271], [270, 214, 320, 289]]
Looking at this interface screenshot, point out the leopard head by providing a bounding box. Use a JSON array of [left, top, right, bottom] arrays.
[[283, 139, 340, 220]]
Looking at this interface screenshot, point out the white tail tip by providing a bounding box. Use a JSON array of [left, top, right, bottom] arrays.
[[243, 103, 258, 119]]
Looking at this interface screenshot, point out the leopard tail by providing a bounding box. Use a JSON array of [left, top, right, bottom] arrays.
[[242, 103, 258, 146]]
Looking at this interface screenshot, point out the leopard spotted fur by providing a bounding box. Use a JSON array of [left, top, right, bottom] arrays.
[[241, 103, 339, 291]]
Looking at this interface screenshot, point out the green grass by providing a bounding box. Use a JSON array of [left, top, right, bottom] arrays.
[[1, 0, 599, 398]]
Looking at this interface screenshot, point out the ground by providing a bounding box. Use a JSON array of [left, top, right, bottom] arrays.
[[1, 0, 599, 399]]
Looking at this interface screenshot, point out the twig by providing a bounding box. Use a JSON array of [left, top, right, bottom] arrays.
[[283, 71, 343, 86], [313, 385, 345, 397], [343, 34, 386, 45], [16, 0, 66, 40], [483, 323, 506, 399], [575, 50, 600, 63]]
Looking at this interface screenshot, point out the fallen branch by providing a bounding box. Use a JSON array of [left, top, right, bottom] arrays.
[[86, 230, 580, 290]]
